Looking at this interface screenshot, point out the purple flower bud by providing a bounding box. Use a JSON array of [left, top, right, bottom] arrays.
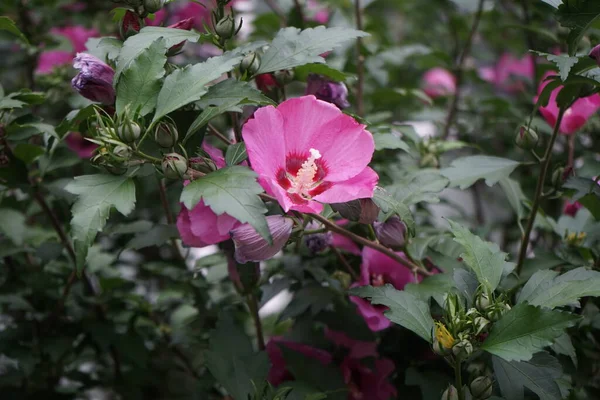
[[231, 216, 293, 263], [303, 222, 333, 254], [305, 74, 350, 109], [373, 216, 406, 249], [71, 53, 116, 105], [589, 44, 600, 66]]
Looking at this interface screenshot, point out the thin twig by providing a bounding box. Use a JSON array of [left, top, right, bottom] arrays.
[[354, 0, 365, 117], [293, 0, 306, 27], [208, 123, 233, 145], [330, 246, 359, 281], [442, 0, 485, 139], [515, 108, 566, 275], [247, 293, 266, 350]]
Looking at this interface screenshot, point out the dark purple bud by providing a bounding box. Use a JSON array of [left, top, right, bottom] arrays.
[[373, 216, 406, 249], [231, 216, 293, 263], [589, 44, 600, 66], [71, 53, 116, 105], [303, 222, 333, 254], [331, 198, 379, 224], [305, 74, 350, 109]]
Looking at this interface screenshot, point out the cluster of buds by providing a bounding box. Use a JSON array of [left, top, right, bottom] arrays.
[[475, 291, 510, 322], [119, 0, 164, 18], [211, 1, 242, 43]]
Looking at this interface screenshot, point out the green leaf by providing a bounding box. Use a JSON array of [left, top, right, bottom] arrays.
[[0, 208, 27, 246], [447, 219, 512, 291], [66, 174, 136, 270], [86, 37, 123, 62], [372, 186, 415, 237], [493, 352, 563, 400], [205, 313, 269, 400], [126, 224, 179, 250], [557, 0, 600, 55], [180, 166, 270, 243], [387, 170, 449, 205], [225, 143, 248, 166], [12, 143, 45, 164], [441, 156, 520, 189], [552, 333, 578, 366], [115, 26, 202, 81], [153, 54, 244, 123], [116, 38, 167, 116], [349, 284, 434, 341], [295, 63, 349, 82], [530, 51, 579, 81], [481, 303, 580, 361], [0, 16, 28, 44], [373, 133, 410, 152], [404, 273, 455, 307], [517, 267, 600, 309], [564, 176, 600, 219], [454, 268, 479, 306], [256, 26, 369, 74], [499, 178, 526, 231]]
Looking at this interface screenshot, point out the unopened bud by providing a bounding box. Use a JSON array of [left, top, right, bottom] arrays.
[[445, 293, 462, 320], [466, 361, 487, 377], [143, 0, 164, 14], [441, 385, 459, 400], [515, 125, 538, 150], [231, 216, 293, 263], [452, 339, 473, 359], [240, 52, 260, 76], [589, 44, 600, 67], [303, 223, 333, 254], [154, 122, 179, 148], [475, 292, 491, 312], [473, 316, 490, 335], [274, 69, 294, 86], [113, 145, 131, 159], [470, 376, 493, 399], [117, 121, 141, 143], [565, 231, 587, 246], [373, 216, 406, 248], [71, 54, 116, 105], [162, 153, 188, 179], [420, 153, 439, 168], [551, 166, 565, 189], [332, 270, 351, 289], [215, 15, 236, 39], [120, 10, 142, 40], [432, 336, 451, 356]]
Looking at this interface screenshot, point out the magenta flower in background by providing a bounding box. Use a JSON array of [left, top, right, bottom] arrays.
[[36, 51, 75, 74], [36, 25, 99, 74], [52, 26, 98, 53], [230, 215, 293, 263], [350, 247, 418, 331], [71, 53, 116, 105], [145, 9, 168, 26], [243, 96, 378, 214], [325, 329, 377, 359], [65, 132, 97, 158], [266, 337, 333, 386], [305, 74, 350, 109], [422, 67, 456, 98], [535, 71, 600, 135], [563, 201, 582, 217], [307, 0, 329, 24], [479, 53, 534, 92], [589, 44, 600, 67], [255, 73, 279, 94]]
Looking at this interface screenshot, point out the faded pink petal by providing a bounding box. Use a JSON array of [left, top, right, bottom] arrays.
[[331, 233, 360, 255], [177, 199, 240, 247], [535, 71, 600, 135], [145, 9, 168, 26], [231, 215, 293, 263], [589, 44, 600, 67], [422, 67, 456, 98], [243, 96, 378, 213], [349, 294, 392, 331], [51, 25, 99, 53], [65, 132, 97, 158], [266, 337, 333, 386], [480, 53, 534, 92], [342, 358, 396, 400], [36, 50, 73, 74], [201, 142, 226, 169]]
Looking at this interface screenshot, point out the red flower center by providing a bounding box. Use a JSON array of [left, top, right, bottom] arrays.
[[276, 148, 331, 203]]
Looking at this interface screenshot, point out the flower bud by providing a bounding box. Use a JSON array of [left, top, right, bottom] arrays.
[[154, 122, 179, 148], [162, 153, 188, 179], [565, 231, 587, 247], [71, 53, 116, 105], [303, 223, 333, 254], [113, 145, 131, 159], [445, 293, 462, 320], [475, 292, 491, 312], [165, 18, 195, 55], [143, 0, 164, 14], [331, 198, 379, 224], [452, 339, 473, 359], [332, 271, 351, 290], [373, 216, 406, 249], [589, 44, 600, 67], [120, 10, 142, 40], [420, 153, 439, 168], [231, 215, 293, 263], [255, 73, 279, 93], [441, 385, 459, 400], [469, 376, 493, 399], [274, 69, 294, 86], [473, 316, 490, 335], [552, 166, 565, 189], [116, 121, 141, 143], [432, 336, 451, 356], [515, 125, 538, 150], [434, 322, 455, 351], [215, 15, 236, 39], [305, 74, 350, 109], [466, 361, 487, 377], [240, 52, 260, 76]]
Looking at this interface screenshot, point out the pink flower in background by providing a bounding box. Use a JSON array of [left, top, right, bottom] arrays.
[[589, 44, 600, 67], [479, 53, 534, 92], [65, 132, 97, 158], [350, 247, 418, 331], [307, 0, 329, 24], [325, 329, 377, 359], [36, 25, 99, 74], [266, 337, 333, 386], [535, 71, 600, 135], [563, 201, 582, 217], [255, 73, 279, 93], [145, 9, 168, 26], [243, 96, 378, 213], [422, 67, 456, 98]]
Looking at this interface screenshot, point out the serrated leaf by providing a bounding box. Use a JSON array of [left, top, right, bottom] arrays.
[[116, 38, 167, 116], [180, 166, 270, 243], [404, 273, 455, 307], [557, 0, 600, 55], [86, 37, 122, 62], [481, 303, 580, 361], [387, 170, 449, 205], [454, 268, 479, 306], [372, 186, 415, 237], [349, 284, 434, 341], [493, 352, 563, 400], [66, 174, 136, 270], [153, 54, 244, 123], [530, 51, 579, 81], [441, 156, 520, 189], [552, 333, 578, 366], [225, 143, 248, 166], [295, 63, 349, 82], [256, 26, 369, 74], [0, 208, 27, 246], [206, 313, 269, 400], [447, 219, 512, 291], [373, 133, 410, 152], [518, 267, 600, 309], [499, 178, 526, 231], [0, 16, 28, 44], [115, 26, 202, 81]]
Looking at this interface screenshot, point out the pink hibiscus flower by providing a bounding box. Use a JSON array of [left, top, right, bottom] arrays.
[[36, 25, 99, 74], [350, 247, 418, 331], [535, 71, 600, 135], [479, 53, 534, 92], [307, 0, 329, 24], [65, 132, 98, 158], [422, 67, 456, 98], [266, 337, 333, 386], [242, 96, 378, 214], [563, 200, 582, 217]]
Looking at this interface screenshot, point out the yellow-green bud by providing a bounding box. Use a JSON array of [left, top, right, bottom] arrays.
[[154, 122, 179, 148], [470, 376, 493, 399], [143, 0, 164, 14], [515, 125, 539, 150], [452, 339, 473, 359], [420, 153, 439, 168], [117, 121, 141, 143], [215, 15, 236, 39], [162, 153, 188, 179], [240, 52, 260, 75], [475, 292, 491, 312]]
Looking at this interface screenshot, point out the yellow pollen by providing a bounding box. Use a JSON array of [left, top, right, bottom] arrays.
[[288, 148, 322, 198], [435, 322, 455, 349]]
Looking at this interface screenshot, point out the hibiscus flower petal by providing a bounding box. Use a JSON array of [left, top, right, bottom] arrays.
[[243, 105, 286, 177], [312, 167, 378, 203]]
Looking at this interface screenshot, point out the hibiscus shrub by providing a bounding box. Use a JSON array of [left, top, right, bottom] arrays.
[[2, 0, 600, 399]]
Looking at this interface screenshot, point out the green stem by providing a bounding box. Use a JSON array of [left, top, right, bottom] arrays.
[[515, 107, 566, 275], [455, 360, 464, 400], [134, 150, 162, 164], [247, 293, 265, 350]]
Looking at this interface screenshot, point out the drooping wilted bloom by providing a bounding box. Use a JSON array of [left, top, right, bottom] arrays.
[[589, 44, 600, 67], [243, 96, 378, 214], [373, 216, 406, 249], [230, 215, 293, 263], [535, 71, 600, 135], [422, 67, 456, 98], [305, 74, 350, 109], [350, 247, 418, 331], [71, 53, 116, 105], [479, 53, 535, 92]]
